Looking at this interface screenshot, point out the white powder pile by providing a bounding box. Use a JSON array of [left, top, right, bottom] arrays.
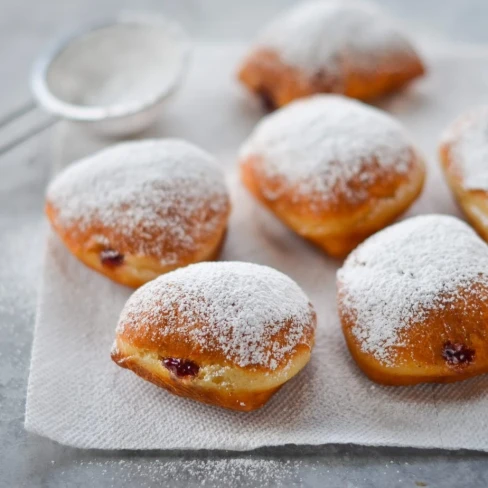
[[47, 139, 229, 264], [256, 0, 415, 76], [337, 214, 488, 365], [441, 106, 488, 191], [240, 95, 413, 205], [117, 261, 316, 370], [48, 22, 188, 107]]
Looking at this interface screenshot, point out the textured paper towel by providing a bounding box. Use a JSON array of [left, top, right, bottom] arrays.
[[26, 43, 488, 450]]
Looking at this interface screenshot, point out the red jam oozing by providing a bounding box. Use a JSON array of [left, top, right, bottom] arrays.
[[162, 358, 199, 378], [442, 342, 475, 366], [99, 249, 124, 267]]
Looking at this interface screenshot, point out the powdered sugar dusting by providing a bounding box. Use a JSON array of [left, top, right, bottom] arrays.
[[338, 215, 488, 365], [72, 458, 308, 487], [118, 261, 315, 369], [47, 139, 229, 263], [240, 95, 413, 205], [256, 0, 416, 77], [442, 106, 488, 191]]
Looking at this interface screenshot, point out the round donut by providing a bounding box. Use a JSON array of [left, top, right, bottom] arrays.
[[238, 0, 425, 109], [440, 106, 488, 243], [46, 139, 230, 288], [337, 214, 488, 386], [239, 95, 425, 258], [111, 261, 316, 411]]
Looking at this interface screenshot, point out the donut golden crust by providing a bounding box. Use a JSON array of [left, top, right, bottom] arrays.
[[112, 262, 316, 411], [45, 139, 230, 288], [239, 48, 424, 110], [440, 107, 488, 243], [337, 215, 488, 386], [239, 95, 425, 258], [238, 1, 425, 108], [45, 203, 227, 288]]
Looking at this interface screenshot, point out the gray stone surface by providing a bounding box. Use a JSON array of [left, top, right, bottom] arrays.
[[2, 1, 488, 486]]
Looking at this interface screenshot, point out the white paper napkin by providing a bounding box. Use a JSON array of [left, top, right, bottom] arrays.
[[25, 43, 488, 450]]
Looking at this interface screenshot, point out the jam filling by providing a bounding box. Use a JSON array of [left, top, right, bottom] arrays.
[[99, 249, 124, 267], [442, 342, 475, 366], [257, 89, 276, 112], [162, 358, 199, 378]]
